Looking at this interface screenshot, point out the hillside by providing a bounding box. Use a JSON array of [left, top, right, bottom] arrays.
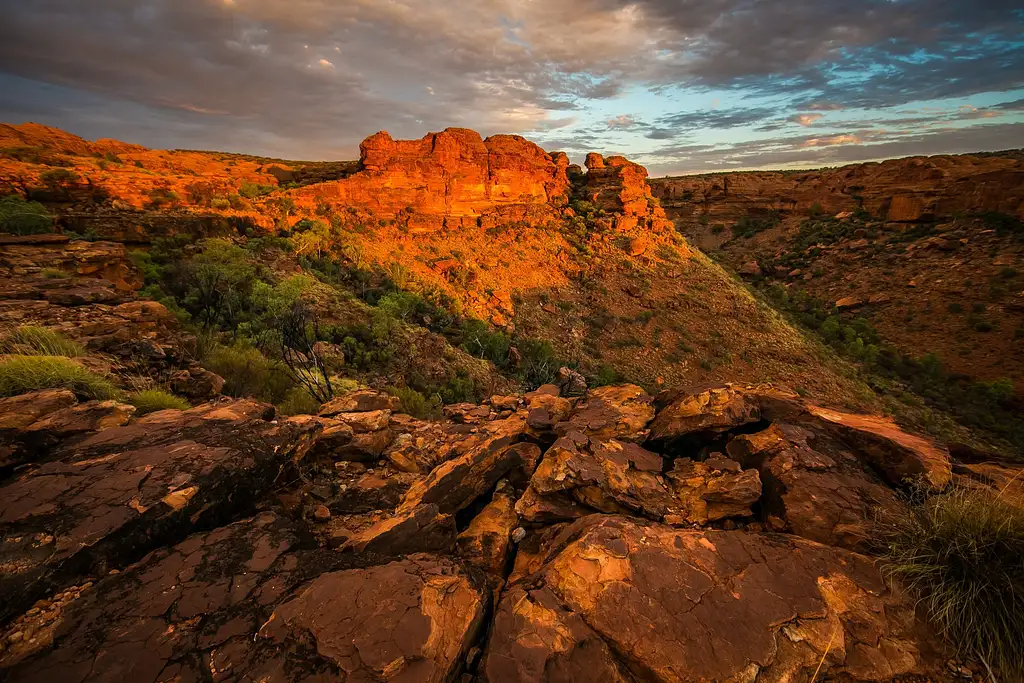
[[0, 123, 881, 405], [2, 122, 1024, 682], [650, 155, 1024, 387]]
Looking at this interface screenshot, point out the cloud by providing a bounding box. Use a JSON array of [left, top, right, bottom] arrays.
[[0, 0, 1019, 165], [790, 113, 825, 127], [606, 114, 639, 129], [640, 122, 1024, 175], [802, 133, 861, 147]]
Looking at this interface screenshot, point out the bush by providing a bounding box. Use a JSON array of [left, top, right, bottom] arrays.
[[0, 356, 119, 399], [238, 181, 276, 199], [1, 326, 85, 357], [277, 386, 322, 416], [129, 389, 190, 415], [0, 195, 52, 235], [879, 486, 1024, 677], [205, 342, 295, 404], [390, 386, 442, 419]]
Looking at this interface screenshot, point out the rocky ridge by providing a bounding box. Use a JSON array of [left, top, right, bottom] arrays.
[[1, 375, 1018, 681]]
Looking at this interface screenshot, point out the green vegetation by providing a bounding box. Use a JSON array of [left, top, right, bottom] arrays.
[[0, 195, 52, 235], [1, 326, 85, 357], [0, 356, 119, 400], [146, 188, 180, 209], [763, 285, 1023, 454], [128, 389, 190, 415], [730, 210, 781, 239], [389, 385, 443, 419], [978, 211, 1023, 239], [238, 181, 276, 199], [879, 486, 1024, 677]]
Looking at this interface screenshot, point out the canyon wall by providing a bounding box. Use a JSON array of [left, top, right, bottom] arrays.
[[651, 153, 1024, 225], [292, 128, 570, 229]]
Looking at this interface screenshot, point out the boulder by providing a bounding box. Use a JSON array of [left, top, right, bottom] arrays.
[[342, 503, 457, 555], [648, 384, 761, 442], [331, 408, 392, 433], [306, 417, 355, 458], [397, 413, 530, 515], [560, 384, 655, 442], [318, 388, 400, 416], [0, 389, 77, 432], [456, 481, 519, 576], [2, 512, 487, 683], [728, 423, 905, 549], [260, 554, 488, 683], [0, 399, 319, 622], [483, 516, 930, 682], [20, 400, 135, 440], [804, 405, 951, 489], [334, 429, 395, 462], [168, 366, 224, 400], [665, 455, 762, 524], [556, 366, 588, 397], [531, 434, 672, 519]]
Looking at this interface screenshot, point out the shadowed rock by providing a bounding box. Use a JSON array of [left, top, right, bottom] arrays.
[[0, 398, 320, 623], [728, 423, 905, 549], [484, 515, 930, 682]]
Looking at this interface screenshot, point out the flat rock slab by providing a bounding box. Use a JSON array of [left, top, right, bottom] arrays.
[[484, 515, 929, 683], [728, 423, 906, 549], [3, 512, 487, 683], [804, 405, 951, 489], [559, 384, 654, 442], [0, 399, 321, 622]]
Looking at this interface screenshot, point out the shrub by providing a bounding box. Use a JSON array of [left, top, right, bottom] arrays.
[[146, 187, 180, 208], [390, 386, 442, 419], [1, 326, 84, 357], [238, 181, 276, 199], [277, 386, 322, 416], [0, 195, 52, 235], [129, 389, 189, 415], [879, 486, 1024, 677], [0, 356, 119, 399], [205, 342, 295, 404]]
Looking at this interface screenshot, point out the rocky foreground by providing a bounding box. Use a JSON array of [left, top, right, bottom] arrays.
[[1, 375, 1020, 682]]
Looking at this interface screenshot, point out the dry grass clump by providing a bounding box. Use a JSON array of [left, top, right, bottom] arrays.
[[0, 355, 118, 400], [879, 484, 1024, 678]]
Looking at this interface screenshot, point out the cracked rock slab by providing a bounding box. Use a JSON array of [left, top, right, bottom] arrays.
[[260, 554, 487, 683], [4, 513, 485, 683], [558, 384, 655, 442], [0, 399, 321, 623], [484, 515, 929, 683]]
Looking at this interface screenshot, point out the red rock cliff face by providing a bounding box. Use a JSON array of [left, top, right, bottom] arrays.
[[581, 153, 673, 232], [651, 153, 1024, 225], [298, 128, 570, 223]]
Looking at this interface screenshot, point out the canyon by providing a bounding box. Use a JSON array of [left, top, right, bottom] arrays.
[[0, 122, 1022, 682]]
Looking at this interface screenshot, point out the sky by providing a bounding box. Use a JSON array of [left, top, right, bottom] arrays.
[[0, 0, 1022, 175]]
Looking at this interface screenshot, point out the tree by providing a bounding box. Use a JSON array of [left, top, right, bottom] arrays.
[[278, 300, 333, 404]]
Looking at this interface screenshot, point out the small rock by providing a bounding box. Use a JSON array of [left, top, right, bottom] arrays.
[[313, 505, 331, 522], [511, 527, 527, 543], [8, 631, 23, 644]]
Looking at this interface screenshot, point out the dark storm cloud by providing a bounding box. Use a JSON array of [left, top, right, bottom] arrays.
[[0, 0, 1020, 164], [633, 0, 1024, 106]]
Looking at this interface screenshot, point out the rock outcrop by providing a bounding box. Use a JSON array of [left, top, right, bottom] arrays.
[[651, 153, 1024, 225], [0, 376, 976, 678], [292, 128, 570, 231]]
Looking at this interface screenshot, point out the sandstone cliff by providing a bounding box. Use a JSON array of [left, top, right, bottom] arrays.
[[651, 152, 1024, 226]]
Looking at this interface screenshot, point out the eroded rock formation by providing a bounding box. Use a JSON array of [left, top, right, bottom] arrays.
[[651, 153, 1024, 225], [0, 379, 998, 681]]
